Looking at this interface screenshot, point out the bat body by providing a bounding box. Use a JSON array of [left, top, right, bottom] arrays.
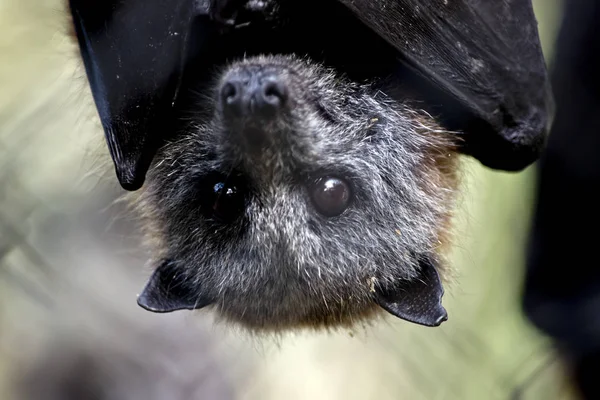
[[67, 0, 553, 332]]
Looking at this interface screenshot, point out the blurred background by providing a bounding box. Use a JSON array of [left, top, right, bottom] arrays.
[[0, 0, 584, 399]]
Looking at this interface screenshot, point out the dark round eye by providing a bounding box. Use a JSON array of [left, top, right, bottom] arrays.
[[310, 177, 351, 217], [212, 179, 246, 221], [197, 173, 247, 223]]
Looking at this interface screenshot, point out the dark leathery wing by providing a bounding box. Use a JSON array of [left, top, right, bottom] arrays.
[[68, 0, 211, 190], [338, 0, 554, 171]]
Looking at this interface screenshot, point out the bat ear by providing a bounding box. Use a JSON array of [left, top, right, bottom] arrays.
[[375, 256, 448, 327], [68, 0, 213, 191], [137, 260, 213, 313]]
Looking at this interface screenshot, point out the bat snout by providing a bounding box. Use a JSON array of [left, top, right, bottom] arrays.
[[219, 70, 289, 122], [218, 65, 292, 150]]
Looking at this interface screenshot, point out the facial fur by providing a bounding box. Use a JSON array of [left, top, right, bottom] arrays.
[[132, 54, 460, 332]]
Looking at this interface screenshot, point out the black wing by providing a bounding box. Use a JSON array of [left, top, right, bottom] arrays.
[[68, 0, 212, 190], [338, 0, 554, 171]]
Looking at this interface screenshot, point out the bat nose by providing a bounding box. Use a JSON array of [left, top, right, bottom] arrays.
[[220, 73, 288, 120]]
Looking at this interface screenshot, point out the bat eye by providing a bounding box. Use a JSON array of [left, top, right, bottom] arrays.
[[198, 173, 247, 223], [310, 177, 352, 217], [212, 180, 246, 222]]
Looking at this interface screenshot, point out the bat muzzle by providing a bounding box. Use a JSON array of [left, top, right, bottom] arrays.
[[218, 65, 291, 152], [220, 70, 288, 118]]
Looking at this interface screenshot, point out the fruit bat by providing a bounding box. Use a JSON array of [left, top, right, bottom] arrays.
[[67, 0, 553, 332]]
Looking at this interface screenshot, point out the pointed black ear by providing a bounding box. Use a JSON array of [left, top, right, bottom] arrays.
[[375, 256, 448, 327], [137, 260, 213, 313]]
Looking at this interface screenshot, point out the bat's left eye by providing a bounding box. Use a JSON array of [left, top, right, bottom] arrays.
[[310, 177, 352, 217]]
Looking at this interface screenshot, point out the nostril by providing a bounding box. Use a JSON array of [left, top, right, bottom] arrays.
[[261, 80, 288, 107]]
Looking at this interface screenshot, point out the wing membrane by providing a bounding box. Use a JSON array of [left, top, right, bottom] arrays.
[[338, 0, 554, 170], [68, 0, 209, 189]]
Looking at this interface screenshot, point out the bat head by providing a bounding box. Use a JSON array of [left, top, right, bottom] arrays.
[[134, 55, 460, 332]]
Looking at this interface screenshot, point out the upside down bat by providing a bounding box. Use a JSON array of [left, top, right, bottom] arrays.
[[67, 0, 553, 332]]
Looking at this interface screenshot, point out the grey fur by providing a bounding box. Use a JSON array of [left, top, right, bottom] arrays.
[[134, 54, 459, 331]]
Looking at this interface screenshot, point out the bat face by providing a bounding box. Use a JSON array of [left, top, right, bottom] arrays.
[[134, 55, 459, 331]]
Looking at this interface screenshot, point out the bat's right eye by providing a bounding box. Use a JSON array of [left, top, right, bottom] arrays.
[[309, 177, 352, 218], [197, 173, 247, 223]]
